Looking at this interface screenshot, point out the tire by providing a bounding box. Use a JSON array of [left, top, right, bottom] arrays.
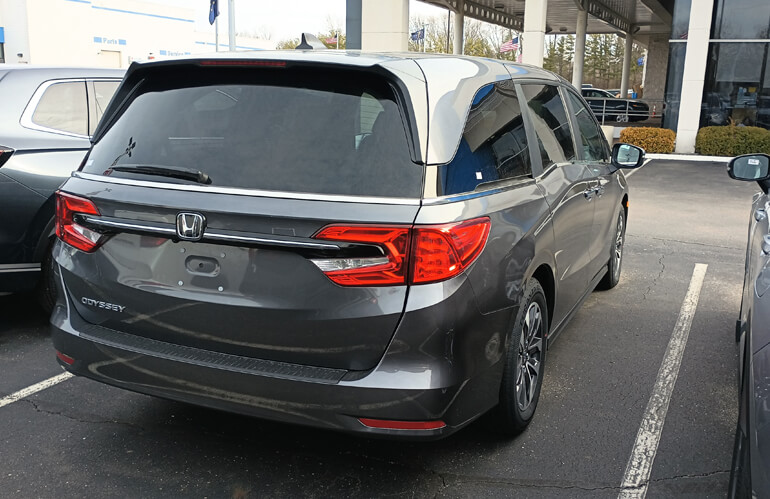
[[598, 209, 626, 290], [36, 242, 57, 315], [489, 278, 548, 435]]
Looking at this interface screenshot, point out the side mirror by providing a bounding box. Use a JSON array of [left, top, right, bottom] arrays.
[[611, 143, 645, 169], [728, 154, 770, 181]]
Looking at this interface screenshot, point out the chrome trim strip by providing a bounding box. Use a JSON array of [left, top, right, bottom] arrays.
[[83, 217, 177, 235], [72, 172, 421, 206], [421, 178, 537, 205], [0, 263, 41, 273], [80, 216, 341, 251], [205, 232, 340, 251]]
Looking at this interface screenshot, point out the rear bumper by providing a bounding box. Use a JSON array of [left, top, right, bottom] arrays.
[[51, 268, 512, 440]]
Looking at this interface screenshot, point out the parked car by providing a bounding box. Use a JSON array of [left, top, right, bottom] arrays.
[[0, 66, 123, 310], [581, 88, 649, 123], [728, 153, 770, 497], [50, 52, 643, 439]]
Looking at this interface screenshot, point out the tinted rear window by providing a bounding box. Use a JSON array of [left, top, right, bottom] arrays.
[[84, 66, 422, 198]]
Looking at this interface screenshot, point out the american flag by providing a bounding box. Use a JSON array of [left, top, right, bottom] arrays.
[[325, 36, 338, 44], [500, 36, 519, 53]]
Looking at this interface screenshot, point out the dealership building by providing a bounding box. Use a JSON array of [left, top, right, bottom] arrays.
[[0, 0, 270, 67], [347, 0, 770, 153], [1, 0, 768, 153]]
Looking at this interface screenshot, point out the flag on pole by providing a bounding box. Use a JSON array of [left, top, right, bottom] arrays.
[[208, 0, 219, 25], [410, 28, 425, 41], [500, 36, 519, 53], [325, 36, 338, 44]]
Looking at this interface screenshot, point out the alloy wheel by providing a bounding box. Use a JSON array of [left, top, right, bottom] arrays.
[[516, 301, 544, 411], [612, 213, 624, 280]]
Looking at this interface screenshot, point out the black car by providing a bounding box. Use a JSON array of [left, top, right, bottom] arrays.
[[50, 51, 643, 439], [0, 66, 123, 310], [581, 88, 650, 123], [728, 153, 770, 497]]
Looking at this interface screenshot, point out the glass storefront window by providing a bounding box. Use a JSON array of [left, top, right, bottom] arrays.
[[701, 43, 770, 129], [712, 0, 770, 40], [663, 43, 687, 130], [670, 0, 692, 40]]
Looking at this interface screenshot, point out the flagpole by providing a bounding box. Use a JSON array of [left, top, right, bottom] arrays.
[[422, 23, 426, 53], [228, 0, 235, 51], [215, 17, 219, 52], [337, 31, 339, 50]]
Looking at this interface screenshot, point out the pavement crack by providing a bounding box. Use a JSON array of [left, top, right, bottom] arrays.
[[649, 470, 730, 483], [435, 473, 623, 492], [643, 250, 666, 300], [20, 398, 148, 431], [630, 234, 743, 251]]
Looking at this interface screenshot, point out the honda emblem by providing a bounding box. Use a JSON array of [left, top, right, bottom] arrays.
[[176, 212, 206, 241]]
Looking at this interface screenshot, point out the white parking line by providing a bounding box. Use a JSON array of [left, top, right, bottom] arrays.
[[617, 263, 708, 499], [0, 372, 73, 409]]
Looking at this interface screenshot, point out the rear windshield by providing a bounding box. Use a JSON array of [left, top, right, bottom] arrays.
[[83, 66, 422, 198]]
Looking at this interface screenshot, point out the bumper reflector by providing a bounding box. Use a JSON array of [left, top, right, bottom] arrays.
[[56, 351, 75, 365], [358, 418, 446, 430]]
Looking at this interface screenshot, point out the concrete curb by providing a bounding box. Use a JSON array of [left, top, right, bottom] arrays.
[[646, 153, 731, 163]]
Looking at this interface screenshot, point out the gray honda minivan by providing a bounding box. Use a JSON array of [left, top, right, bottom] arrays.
[[50, 51, 643, 439]]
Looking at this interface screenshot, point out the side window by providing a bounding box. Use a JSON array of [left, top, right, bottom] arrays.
[[521, 84, 575, 170], [88, 80, 121, 135], [566, 91, 609, 161], [441, 80, 532, 195], [31, 81, 88, 135]]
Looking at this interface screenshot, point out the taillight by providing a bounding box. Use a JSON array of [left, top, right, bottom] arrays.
[[411, 218, 491, 284], [55, 191, 105, 252], [312, 217, 490, 286], [313, 226, 410, 286], [0, 146, 14, 168]]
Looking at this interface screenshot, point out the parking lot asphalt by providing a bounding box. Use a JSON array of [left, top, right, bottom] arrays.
[[0, 159, 756, 498]]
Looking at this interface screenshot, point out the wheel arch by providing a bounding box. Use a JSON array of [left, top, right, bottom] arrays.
[[529, 263, 555, 334]]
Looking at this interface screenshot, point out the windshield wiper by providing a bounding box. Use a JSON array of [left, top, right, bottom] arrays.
[[109, 164, 212, 185]]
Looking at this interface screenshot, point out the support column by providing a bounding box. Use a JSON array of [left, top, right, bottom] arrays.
[[346, 0, 362, 50], [572, 8, 587, 88], [453, 0, 464, 55], [620, 32, 633, 97], [675, 0, 714, 153], [361, 0, 408, 52], [522, 0, 547, 67]]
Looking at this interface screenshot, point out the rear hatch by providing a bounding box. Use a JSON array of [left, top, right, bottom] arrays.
[[57, 60, 425, 371]]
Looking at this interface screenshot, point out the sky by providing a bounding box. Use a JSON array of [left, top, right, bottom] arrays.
[[161, 0, 448, 43]]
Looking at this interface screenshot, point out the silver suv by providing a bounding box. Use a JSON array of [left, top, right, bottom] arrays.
[[50, 52, 643, 439], [0, 66, 122, 310]]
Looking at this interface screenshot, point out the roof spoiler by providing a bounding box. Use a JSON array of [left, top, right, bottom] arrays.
[[295, 33, 327, 50]]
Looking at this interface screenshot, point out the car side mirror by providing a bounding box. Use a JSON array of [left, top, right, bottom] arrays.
[[611, 143, 645, 169], [728, 154, 770, 181], [728, 154, 770, 194]]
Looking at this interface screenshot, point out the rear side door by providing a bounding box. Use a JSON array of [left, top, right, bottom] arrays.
[[520, 83, 596, 326], [563, 87, 621, 279], [57, 63, 425, 372]]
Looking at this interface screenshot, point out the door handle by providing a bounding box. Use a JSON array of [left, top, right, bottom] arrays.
[[584, 189, 594, 200], [594, 185, 605, 196], [756, 208, 767, 222]]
